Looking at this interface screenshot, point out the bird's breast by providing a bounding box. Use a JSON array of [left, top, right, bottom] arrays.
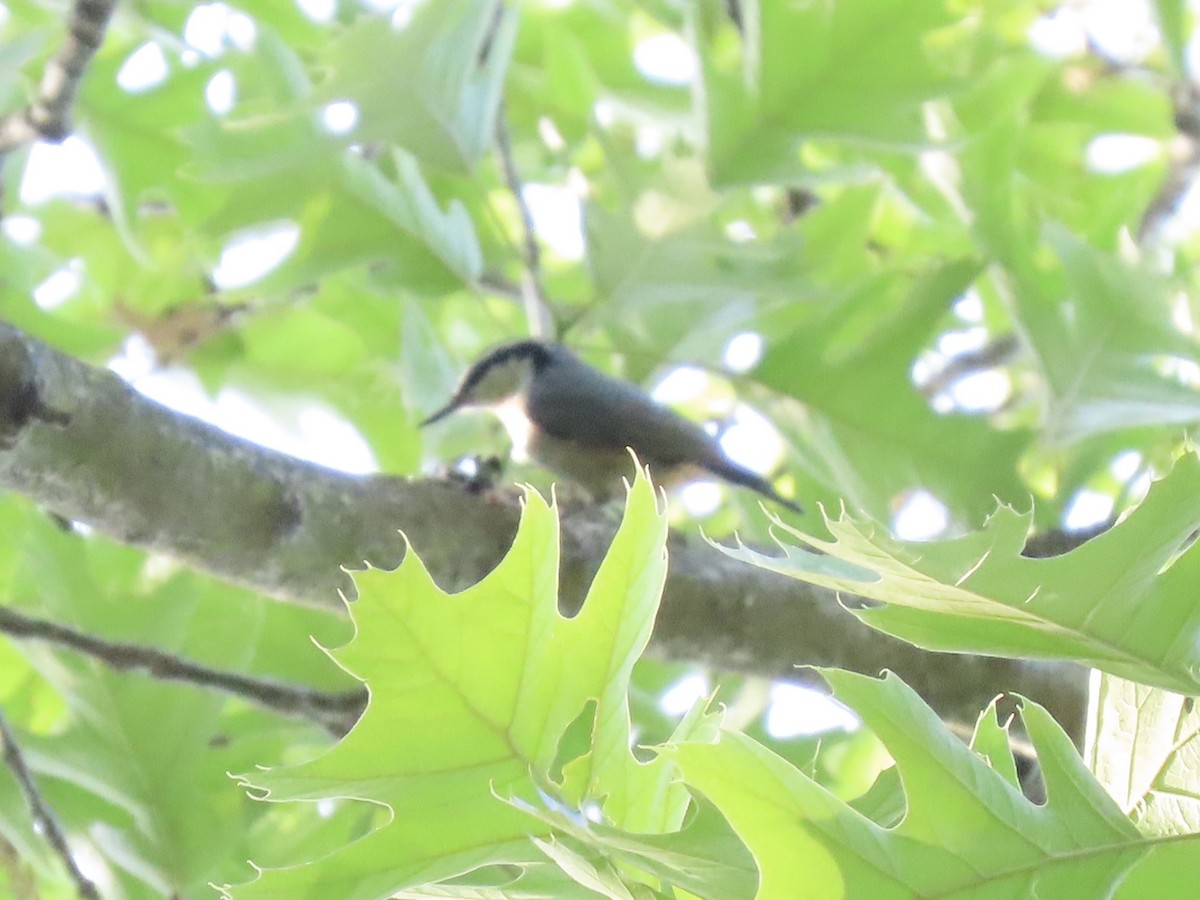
[[487, 394, 697, 500], [524, 429, 645, 499], [491, 396, 536, 462]]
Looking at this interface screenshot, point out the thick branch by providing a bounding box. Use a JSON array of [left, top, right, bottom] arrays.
[[0, 321, 1089, 734]]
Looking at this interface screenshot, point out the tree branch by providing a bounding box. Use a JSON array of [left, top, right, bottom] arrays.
[[0, 0, 118, 152], [476, 270, 526, 302], [0, 708, 99, 899], [494, 100, 555, 338], [0, 605, 364, 735], [917, 334, 1021, 400], [1138, 77, 1200, 240], [0, 321, 1089, 735]]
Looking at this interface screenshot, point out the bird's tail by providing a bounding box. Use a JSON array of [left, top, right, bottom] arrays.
[[709, 460, 803, 514]]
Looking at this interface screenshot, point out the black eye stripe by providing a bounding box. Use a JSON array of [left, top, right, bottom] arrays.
[[459, 340, 554, 394]]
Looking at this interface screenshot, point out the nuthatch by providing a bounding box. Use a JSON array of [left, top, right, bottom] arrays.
[[422, 340, 802, 513]]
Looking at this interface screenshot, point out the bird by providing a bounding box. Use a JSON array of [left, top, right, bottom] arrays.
[[421, 339, 802, 513]]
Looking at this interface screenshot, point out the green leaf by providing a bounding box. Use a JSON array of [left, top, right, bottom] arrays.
[[194, 137, 483, 292], [1032, 72, 1175, 139], [238, 306, 367, 377], [968, 702, 1021, 792], [756, 254, 1030, 525], [670, 670, 1199, 898], [530, 837, 641, 899], [713, 453, 1200, 694], [319, 0, 516, 172], [1086, 672, 1200, 836], [695, 0, 957, 185], [510, 791, 757, 900], [0, 499, 345, 898], [584, 203, 807, 364], [955, 55, 1170, 253], [0, 27, 50, 102], [80, 40, 232, 253], [232, 468, 682, 897], [1024, 227, 1200, 445], [1151, 0, 1189, 75]]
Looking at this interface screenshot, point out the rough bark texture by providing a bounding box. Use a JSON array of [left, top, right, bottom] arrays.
[[0, 321, 1089, 735]]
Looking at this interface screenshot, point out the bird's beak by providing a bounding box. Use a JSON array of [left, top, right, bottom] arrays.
[[419, 400, 460, 427]]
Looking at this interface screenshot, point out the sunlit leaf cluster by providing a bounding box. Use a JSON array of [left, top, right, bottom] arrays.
[[1, 0, 1200, 895]]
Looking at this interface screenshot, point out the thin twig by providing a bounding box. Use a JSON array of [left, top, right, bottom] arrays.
[[0, 605, 365, 736], [1068, 45, 1200, 243], [476, 270, 526, 302], [494, 100, 555, 338], [918, 335, 1021, 400], [0, 0, 119, 153], [1140, 139, 1200, 241], [1140, 81, 1200, 240], [0, 708, 100, 899]]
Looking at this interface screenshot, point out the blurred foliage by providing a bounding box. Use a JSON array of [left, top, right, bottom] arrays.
[[1, 0, 1200, 895]]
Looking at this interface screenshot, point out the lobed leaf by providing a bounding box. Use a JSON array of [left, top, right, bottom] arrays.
[[715, 453, 1200, 694], [231, 467, 683, 897], [669, 671, 1199, 899]]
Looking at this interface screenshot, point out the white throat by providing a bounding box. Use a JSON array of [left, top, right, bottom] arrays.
[[491, 396, 534, 462]]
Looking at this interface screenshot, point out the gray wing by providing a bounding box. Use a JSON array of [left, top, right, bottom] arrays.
[[526, 353, 723, 470], [529, 349, 803, 512]]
